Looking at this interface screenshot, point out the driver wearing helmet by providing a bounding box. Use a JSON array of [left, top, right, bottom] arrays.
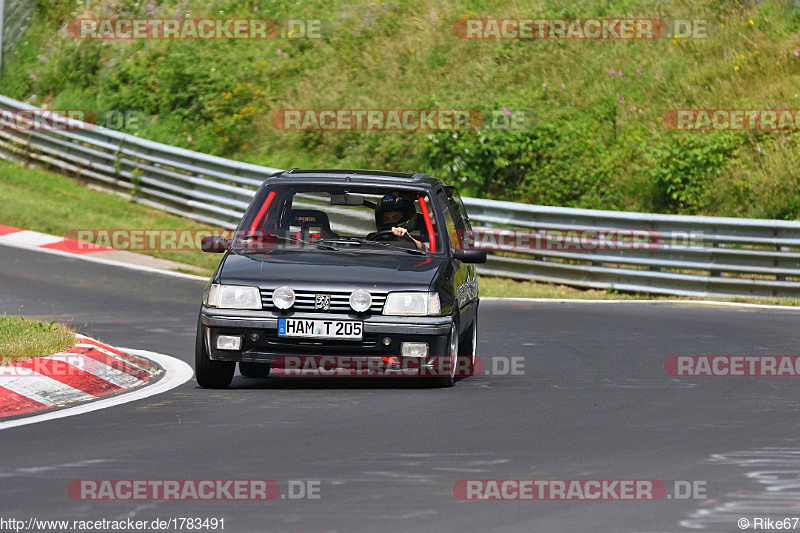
[[369, 193, 429, 251]]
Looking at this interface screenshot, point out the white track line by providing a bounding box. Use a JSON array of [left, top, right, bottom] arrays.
[[0, 240, 207, 281], [0, 349, 194, 431], [481, 297, 800, 310]]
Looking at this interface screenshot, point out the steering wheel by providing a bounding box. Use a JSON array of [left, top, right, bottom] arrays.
[[369, 230, 417, 244]]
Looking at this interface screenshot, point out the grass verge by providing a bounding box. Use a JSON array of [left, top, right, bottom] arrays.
[[476, 276, 800, 306], [0, 315, 76, 365], [0, 159, 223, 273]]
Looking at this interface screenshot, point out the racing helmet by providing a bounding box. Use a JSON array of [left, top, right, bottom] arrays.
[[374, 194, 418, 232]]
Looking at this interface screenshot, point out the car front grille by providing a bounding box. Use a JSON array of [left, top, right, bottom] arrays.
[[260, 289, 388, 314]]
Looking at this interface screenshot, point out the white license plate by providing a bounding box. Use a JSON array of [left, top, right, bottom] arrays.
[[278, 318, 363, 340]]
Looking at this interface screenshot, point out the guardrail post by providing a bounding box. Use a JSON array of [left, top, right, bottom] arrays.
[[777, 245, 788, 282], [23, 128, 32, 165], [710, 241, 723, 277], [114, 137, 124, 179]]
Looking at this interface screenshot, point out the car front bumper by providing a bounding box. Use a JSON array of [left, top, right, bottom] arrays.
[[200, 307, 453, 364]]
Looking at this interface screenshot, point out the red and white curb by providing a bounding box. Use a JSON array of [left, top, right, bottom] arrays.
[[0, 334, 161, 418], [0, 347, 192, 431], [0, 224, 113, 255]]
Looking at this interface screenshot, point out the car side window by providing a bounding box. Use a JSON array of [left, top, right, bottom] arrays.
[[437, 190, 462, 251], [445, 186, 476, 250], [444, 187, 471, 228]]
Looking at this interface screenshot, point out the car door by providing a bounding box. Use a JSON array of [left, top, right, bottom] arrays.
[[444, 187, 478, 287], [437, 188, 473, 334], [443, 186, 479, 325]]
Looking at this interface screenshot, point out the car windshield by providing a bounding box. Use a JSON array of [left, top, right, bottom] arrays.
[[233, 184, 442, 255]]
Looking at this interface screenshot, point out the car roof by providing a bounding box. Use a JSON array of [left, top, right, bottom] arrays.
[[266, 169, 444, 188]]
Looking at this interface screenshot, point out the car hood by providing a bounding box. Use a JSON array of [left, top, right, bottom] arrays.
[[219, 250, 445, 290]]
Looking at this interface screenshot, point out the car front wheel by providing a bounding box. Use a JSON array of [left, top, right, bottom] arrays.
[[195, 318, 235, 389], [462, 317, 477, 377], [422, 319, 458, 388]]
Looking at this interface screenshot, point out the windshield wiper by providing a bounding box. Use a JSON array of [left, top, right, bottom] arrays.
[[237, 234, 339, 251], [316, 237, 365, 246], [319, 237, 426, 255]]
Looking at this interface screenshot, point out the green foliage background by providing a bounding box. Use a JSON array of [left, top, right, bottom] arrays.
[[3, 0, 799, 218]]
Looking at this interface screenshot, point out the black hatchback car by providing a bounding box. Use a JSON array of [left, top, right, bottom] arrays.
[[196, 169, 486, 388]]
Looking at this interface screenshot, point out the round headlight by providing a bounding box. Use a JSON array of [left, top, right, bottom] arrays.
[[349, 289, 372, 313], [272, 286, 295, 310]]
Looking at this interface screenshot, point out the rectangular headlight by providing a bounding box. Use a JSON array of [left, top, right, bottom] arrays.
[[401, 342, 429, 357], [204, 283, 261, 310], [383, 292, 441, 316], [216, 335, 242, 351]]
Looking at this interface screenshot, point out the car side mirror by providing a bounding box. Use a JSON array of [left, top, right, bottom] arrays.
[[453, 249, 487, 263], [201, 236, 229, 253]]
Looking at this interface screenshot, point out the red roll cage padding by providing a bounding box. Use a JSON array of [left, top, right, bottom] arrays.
[[249, 191, 276, 235], [418, 196, 436, 253]]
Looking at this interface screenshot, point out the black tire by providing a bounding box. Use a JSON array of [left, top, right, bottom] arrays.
[[239, 361, 271, 378], [462, 317, 477, 377], [195, 318, 235, 389], [422, 318, 458, 388]]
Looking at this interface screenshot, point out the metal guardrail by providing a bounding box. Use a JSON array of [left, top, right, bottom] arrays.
[[0, 94, 797, 298], [463, 199, 800, 298]]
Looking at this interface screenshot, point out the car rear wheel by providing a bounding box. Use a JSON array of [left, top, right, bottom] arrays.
[[239, 362, 271, 378], [195, 319, 235, 389]]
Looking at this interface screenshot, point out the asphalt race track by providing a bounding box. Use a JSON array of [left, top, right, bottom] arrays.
[[2, 244, 800, 532]]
